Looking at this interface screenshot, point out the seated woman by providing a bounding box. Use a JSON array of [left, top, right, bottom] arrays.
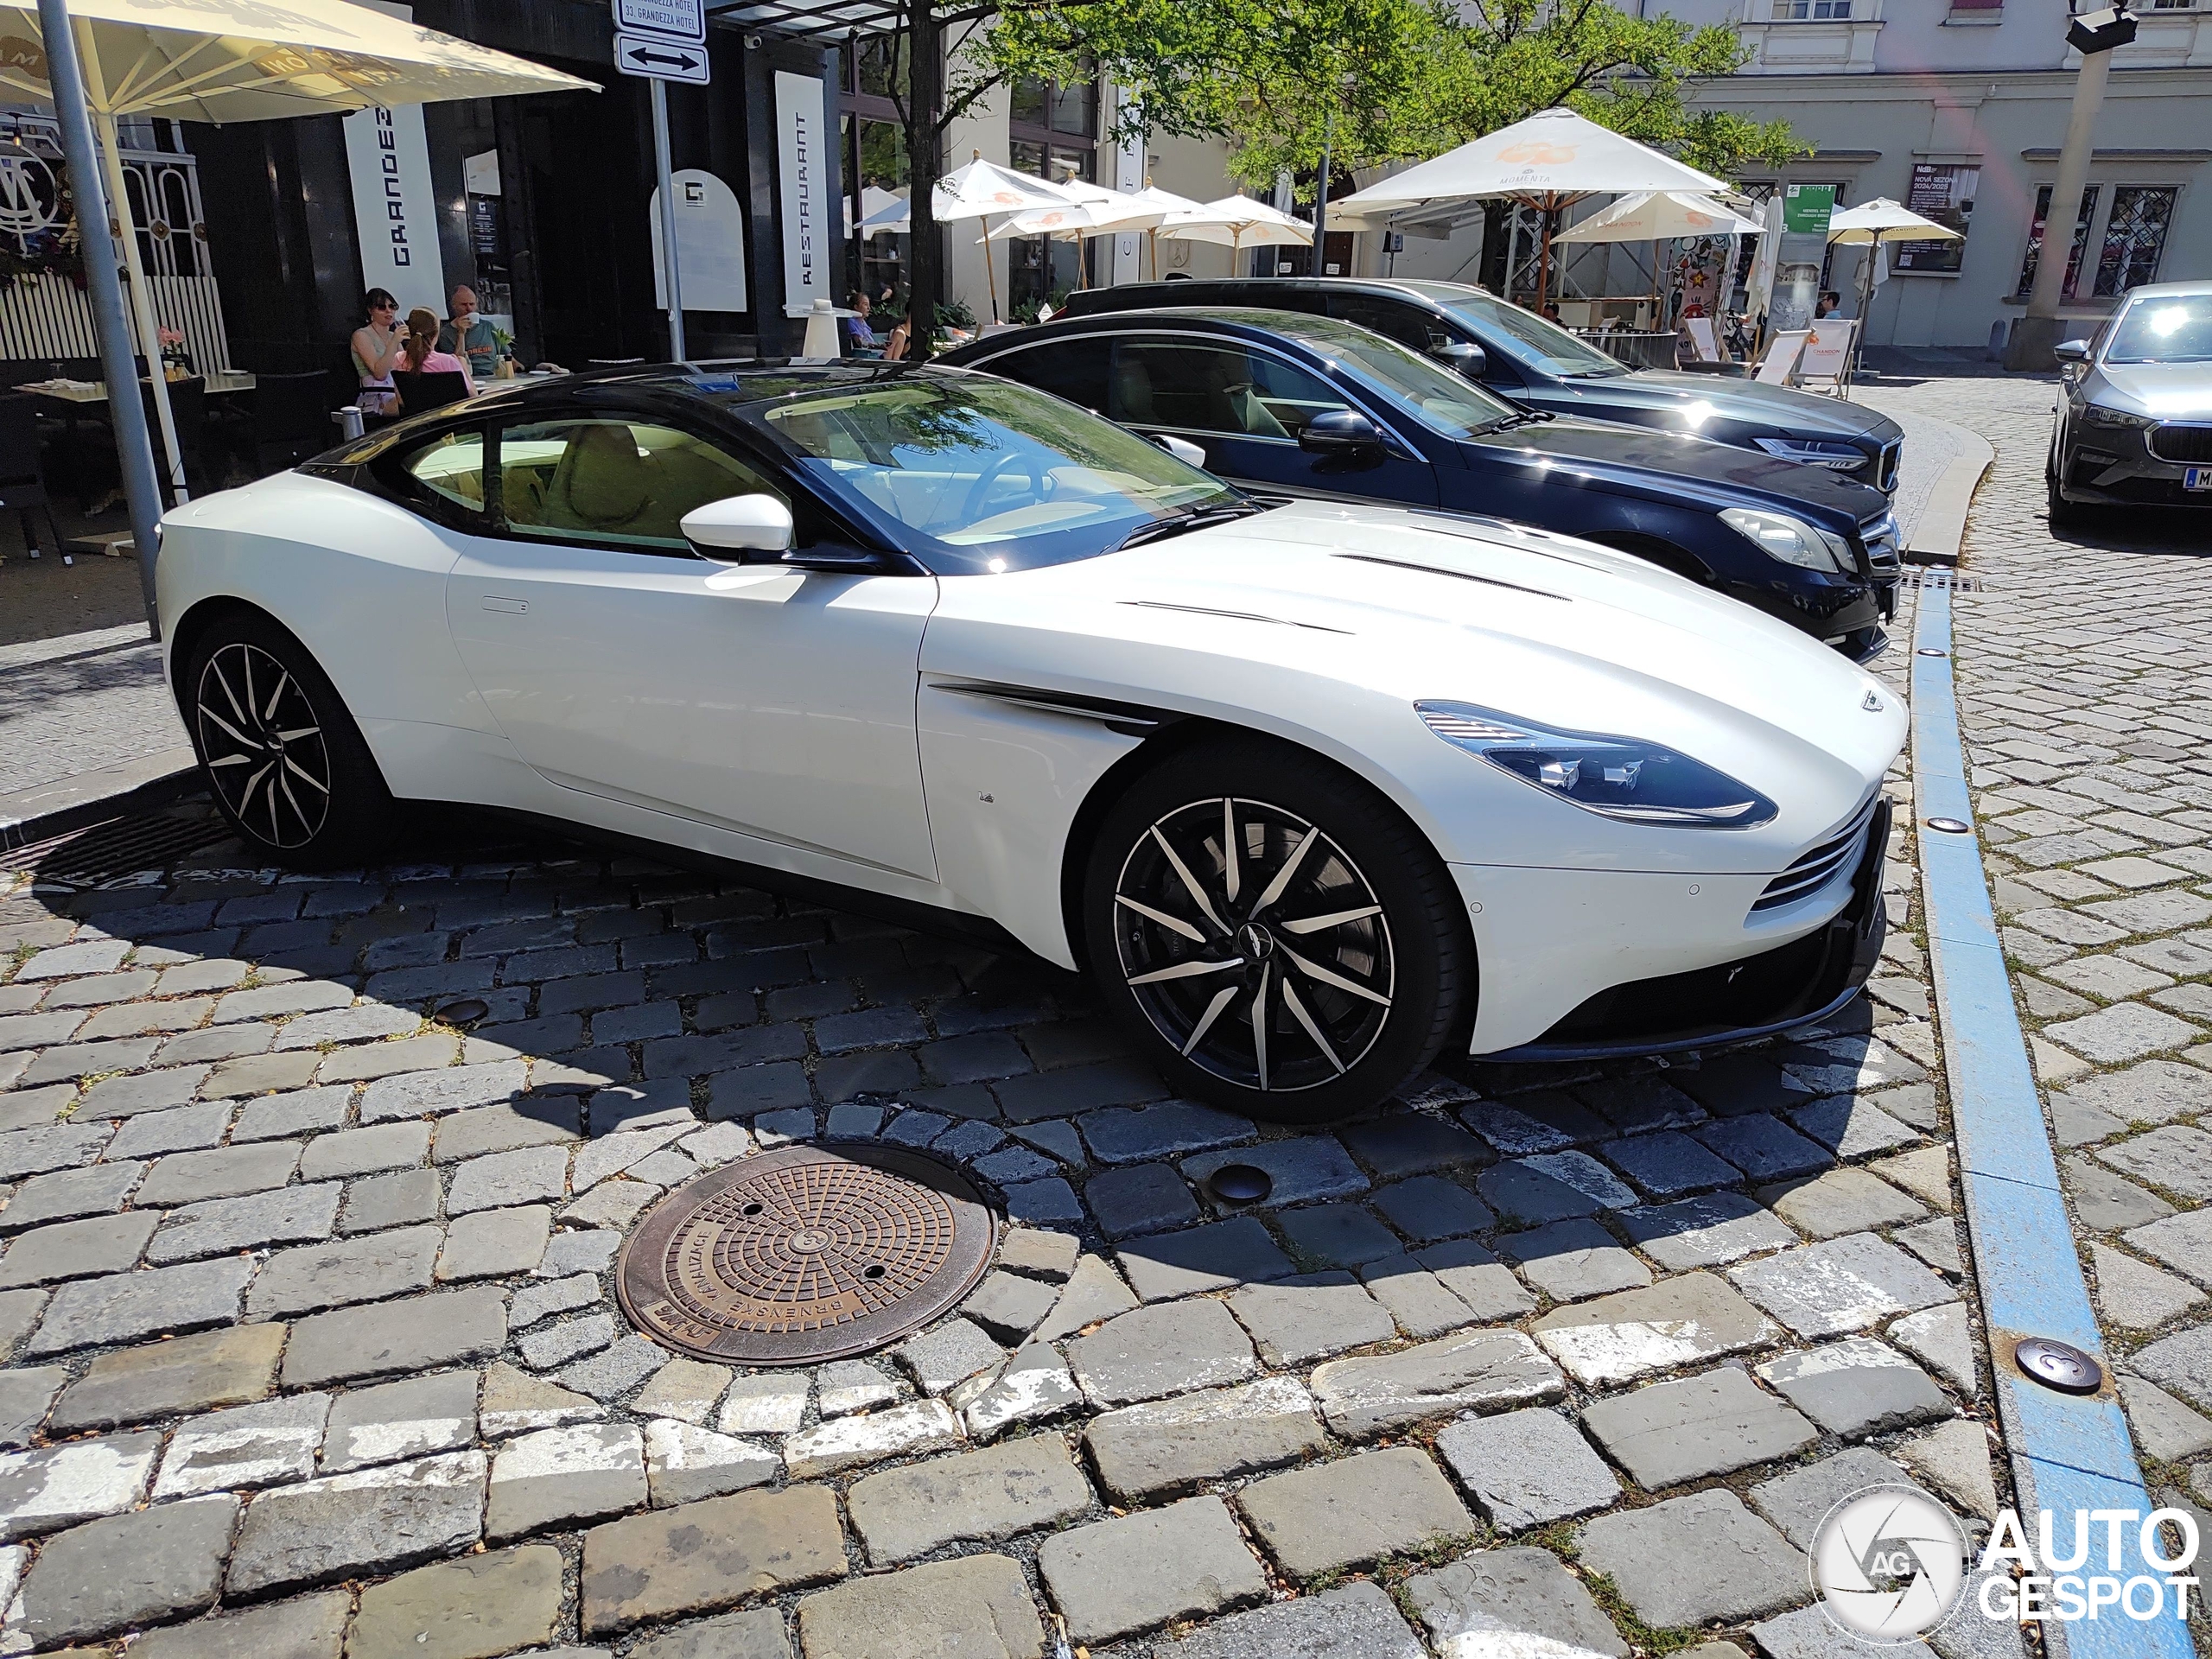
[[843, 291, 885, 358], [350, 289, 405, 418], [397, 307, 476, 401]]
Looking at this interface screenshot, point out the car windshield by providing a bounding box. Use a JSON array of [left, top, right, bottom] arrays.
[[1273, 315, 1520, 438], [2104, 296, 2212, 365], [741, 373, 1240, 574], [1412, 286, 1630, 378]]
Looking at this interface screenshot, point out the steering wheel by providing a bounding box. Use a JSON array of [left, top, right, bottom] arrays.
[[961, 447, 1046, 522]]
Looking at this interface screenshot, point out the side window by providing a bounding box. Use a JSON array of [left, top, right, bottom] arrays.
[[1330, 295, 1449, 354], [978, 337, 1112, 415], [384, 427, 487, 523], [1110, 341, 1345, 440], [496, 417, 788, 553]]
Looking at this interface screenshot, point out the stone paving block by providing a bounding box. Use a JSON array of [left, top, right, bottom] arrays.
[[643, 1419, 779, 1506], [1033, 1252, 1141, 1343], [431, 1098, 581, 1162], [1277, 1203, 1403, 1268], [784, 1397, 960, 1478], [2044, 1002, 2202, 1064], [297, 1122, 429, 1182], [482, 1362, 604, 1438], [14, 1493, 238, 1648], [1167, 1579, 1424, 1659], [358, 1060, 530, 1124], [997, 1226, 1080, 1281], [1115, 1217, 1294, 1303], [447, 1144, 569, 1214], [1896, 1419, 1999, 1522], [1003, 1176, 1084, 1225], [1403, 1545, 1628, 1659], [511, 1271, 604, 1332], [2068, 1156, 2176, 1233], [0, 1286, 44, 1360], [0, 1366, 62, 1449], [1310, 1327, 1564, 1439], [961, 1270, 1059, 1344], [321, 1033, 464, 1084], [1531, 1270, 1778, 1386], [848, 1433, 1091, 1564], [1788, 1096, 1923, 1161], [1067, 1299, 1255, 1407], [1339, 1113, 1487, 1180], [563, 1177, 661, 1231], [1236, 1446, 1473, 1581], [1183, 1137, 1369, 1205], [346, 1544, 563, 1659], [1228, 1270, 1395, 1366], [149, 1182, 341, 1264], [1497, 1217, 1651, 1301], [2095, 1125, 2212, 1199], [2056, 1059, 2209, 1128], [1601, 1129, 1741, 1198], [105, 1102, 232, 1160], [1753, 1605, 1939, 1659], [341, 1167, 443, 1235], [119, 1590, 349, 1659], [25, 1257, 251, 1356], [2130, 1324, 2212, 1413], [1038, 1495, 1267, 1647], [960, 1344, 1084, 1442], [283, 1285, 507, 1388], [1730, 1234, 1954, 1338], [1477, 1150, 1637, 1224], [631, 1356, 731, 1425], [581, 1486, 846, 1636], [0, 1119, 115, 1180], [247, 1225, 441, 1319], [322, 1370, 479, 1472], [226, 1451, 488, 1595], [1758, 1166, 1929, 1239], [1869, 1145, 1955, 1214], [0, 1211, 158, 1288], [1084, 1162, 1200, 1239], [487, 1421, 647, 1540], [437, 1204, 551, 1281], [230, 1085, 350, 1143], [537, 1228, 621, 1280], [49, 1322, 284, 1432], [2089, 1241, 2207, 1330], [1890, 1301, 1979, 1398], [1577, 1488, 1807, 1628], [718, 1372, 809, 1436], [2123, 1207, 2212, 1287], [200, 1051, 322, 1099], [816, 1360, 899, 1418], [1694, 1114, 1834, 1183], [1433, 1406, 1620, 1532], [1618, 1189, 1801, 1270], [1414, 1238, 1539, 1320], [1749, 1446, 1913, 1552], [797, 1554, 1040, 1659], [893, 1317, 1003, 1396], [1582, 1366, 1816, 1488], [1083, 1376, 1325, 1503], [2119, 1374, 2212, 1464], [154, 1392, 330, 1498], [1371, 1174, 1496, 1241], [1781, 1039, 1924, 1097], [0, 1432, 159, 1540], [521, 1313, 617, 1370], [1755, 1338, 1951, 1440]]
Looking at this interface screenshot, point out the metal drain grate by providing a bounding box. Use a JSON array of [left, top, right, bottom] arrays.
[[1897, 569, 1983, 593], [1, 806, 232, 882], [617, 1145, 996, 1364]]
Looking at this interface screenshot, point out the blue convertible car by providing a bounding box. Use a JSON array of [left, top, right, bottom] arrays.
[[942, 308, 1901, 660]]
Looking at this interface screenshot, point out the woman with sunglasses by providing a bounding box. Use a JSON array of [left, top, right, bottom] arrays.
[[351, 289, 405, 418]]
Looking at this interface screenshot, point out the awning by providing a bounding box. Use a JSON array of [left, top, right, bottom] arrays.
[[706, 0, 900, 40]]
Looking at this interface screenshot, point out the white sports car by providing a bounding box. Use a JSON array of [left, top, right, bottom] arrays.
[[156, 363, 1905, 1123]]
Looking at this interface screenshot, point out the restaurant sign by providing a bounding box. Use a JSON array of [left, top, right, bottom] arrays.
[[774, 72, 835, 319], [341, 103, 447, 315]]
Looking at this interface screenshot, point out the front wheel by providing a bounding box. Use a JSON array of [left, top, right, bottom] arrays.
[[2047, 470, 2086, 531], [183, 610, 397, 868], [1083, 736, 1470, 1124]]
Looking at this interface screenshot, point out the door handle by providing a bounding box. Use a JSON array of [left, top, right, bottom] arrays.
[[480, 595, 528, 613]]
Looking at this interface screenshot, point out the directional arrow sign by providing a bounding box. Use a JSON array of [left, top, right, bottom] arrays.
[[615, 0, 705, 44], [615, 32, 710, 84]]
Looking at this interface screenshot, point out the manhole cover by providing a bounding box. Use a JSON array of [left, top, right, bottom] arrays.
[[616, 1144, 996, 1364]]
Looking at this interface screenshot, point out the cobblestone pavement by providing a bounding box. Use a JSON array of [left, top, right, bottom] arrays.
[[0, 499, 2008, 1656], [0, 557, 184, 801], [1867, 373, 2212, 1640]]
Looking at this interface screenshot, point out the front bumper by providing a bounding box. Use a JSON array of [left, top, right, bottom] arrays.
[[2058, 417, 2212, 507], [1460, 798, 1890, 1059]]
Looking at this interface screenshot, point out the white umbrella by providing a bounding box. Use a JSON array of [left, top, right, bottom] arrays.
[[931, 155, 1077, 321], [1552, 190, 1765, 244], [1157, 194, 1313, 276], [1745, 195, 1782, 327], [851, 184, 905, 238], [0, 0, 592, 499], [1334, 107, 1726, 307], [1826, 198, 1961, 383]]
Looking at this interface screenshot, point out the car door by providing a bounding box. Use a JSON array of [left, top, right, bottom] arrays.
[[442, 410, 939, 879], [1105, 335, 1440, 506]]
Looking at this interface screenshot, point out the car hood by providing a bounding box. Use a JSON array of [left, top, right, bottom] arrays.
[[921, 499, 1904, 875], [1541, 368, 1900, 442], [1469, 416, 1888, 523], [2090, 361, 2212, 420]]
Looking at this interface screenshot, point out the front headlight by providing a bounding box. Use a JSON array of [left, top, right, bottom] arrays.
[[1719, 507, 1853, 574], [1752, 436, 1869, 472], [2082, 403, 2156, 431], [1416, 702, 1777, 829]]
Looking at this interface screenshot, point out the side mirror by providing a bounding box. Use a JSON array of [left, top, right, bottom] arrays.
[[2054, 339, 2093, 365], [1299, 409, 1383, 454], [1435, 340, 1488, 380], [681, 493, 794, 563], [1152, 432, 1208, 467]]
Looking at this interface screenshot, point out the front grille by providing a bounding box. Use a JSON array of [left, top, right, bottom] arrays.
[[2149, 423, 2212, 464], [1878, 440, 1902, 493], [1753, 793, 1881, 913]]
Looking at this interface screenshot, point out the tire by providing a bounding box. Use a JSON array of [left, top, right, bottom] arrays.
[[2047, 469, 2086, 531], [182, 610, 397, 868], [1082, 735, 1470, 1124]]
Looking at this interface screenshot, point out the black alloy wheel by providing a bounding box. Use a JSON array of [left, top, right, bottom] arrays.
[[1086, 736, 1468, 1123], [184, 612, 396, 866]]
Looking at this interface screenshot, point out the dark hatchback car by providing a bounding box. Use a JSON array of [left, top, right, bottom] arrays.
[[1061, 276, 1905, 493], [941, 308, 1901, 658]]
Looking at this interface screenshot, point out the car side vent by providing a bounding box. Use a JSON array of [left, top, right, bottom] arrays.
[[1752, 793, 1882, 912], [1332, 553, 1567, 601], [1119, 600, 1352, 634]]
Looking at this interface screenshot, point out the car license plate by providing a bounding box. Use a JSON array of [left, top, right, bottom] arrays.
[[2187, 467, 2212, 492]]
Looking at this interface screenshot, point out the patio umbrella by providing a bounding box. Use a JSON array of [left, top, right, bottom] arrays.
[[0, 0, 594, 499], [1553, 191, 1764, 334], [1825, 198, 1961, 382], [926, 155, 1075, 322], [1156, 194, 1313, 276], [981, 181, 1185, 288], [1333, 106, 1726, 309]]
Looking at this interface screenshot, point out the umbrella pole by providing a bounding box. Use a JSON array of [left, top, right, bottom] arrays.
[[83, 88, 188, 505], [985, 216, 1001, 324], [38, 0, 162, 629], [1535, 196, 1554, 314]]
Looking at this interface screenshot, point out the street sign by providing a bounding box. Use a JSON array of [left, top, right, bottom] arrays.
[[613, 0, 704, 44], [615, 32, 710, 84]]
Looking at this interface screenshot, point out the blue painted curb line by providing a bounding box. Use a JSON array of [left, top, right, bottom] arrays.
[[1912, 578, 2194, 1659]]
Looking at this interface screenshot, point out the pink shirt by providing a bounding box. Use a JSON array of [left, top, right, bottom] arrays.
[[407, 349, 474, 388]]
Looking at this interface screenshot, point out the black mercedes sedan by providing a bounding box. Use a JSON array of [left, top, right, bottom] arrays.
[[941, 308, 1901, 658], [1059, 276, 1905, 493]]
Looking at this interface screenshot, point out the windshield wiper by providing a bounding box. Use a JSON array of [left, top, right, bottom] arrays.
[[1477, 409, 1556, 434], [1114, 502, 1267, 550]]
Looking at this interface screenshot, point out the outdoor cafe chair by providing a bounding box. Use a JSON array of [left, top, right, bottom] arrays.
[[251, 370, 343, 475], [391, 369, 470, 416]]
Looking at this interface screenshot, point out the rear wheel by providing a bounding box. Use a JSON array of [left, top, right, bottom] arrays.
[[184, 611, 396, 868], [1083, 736, 1469, 1124]]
